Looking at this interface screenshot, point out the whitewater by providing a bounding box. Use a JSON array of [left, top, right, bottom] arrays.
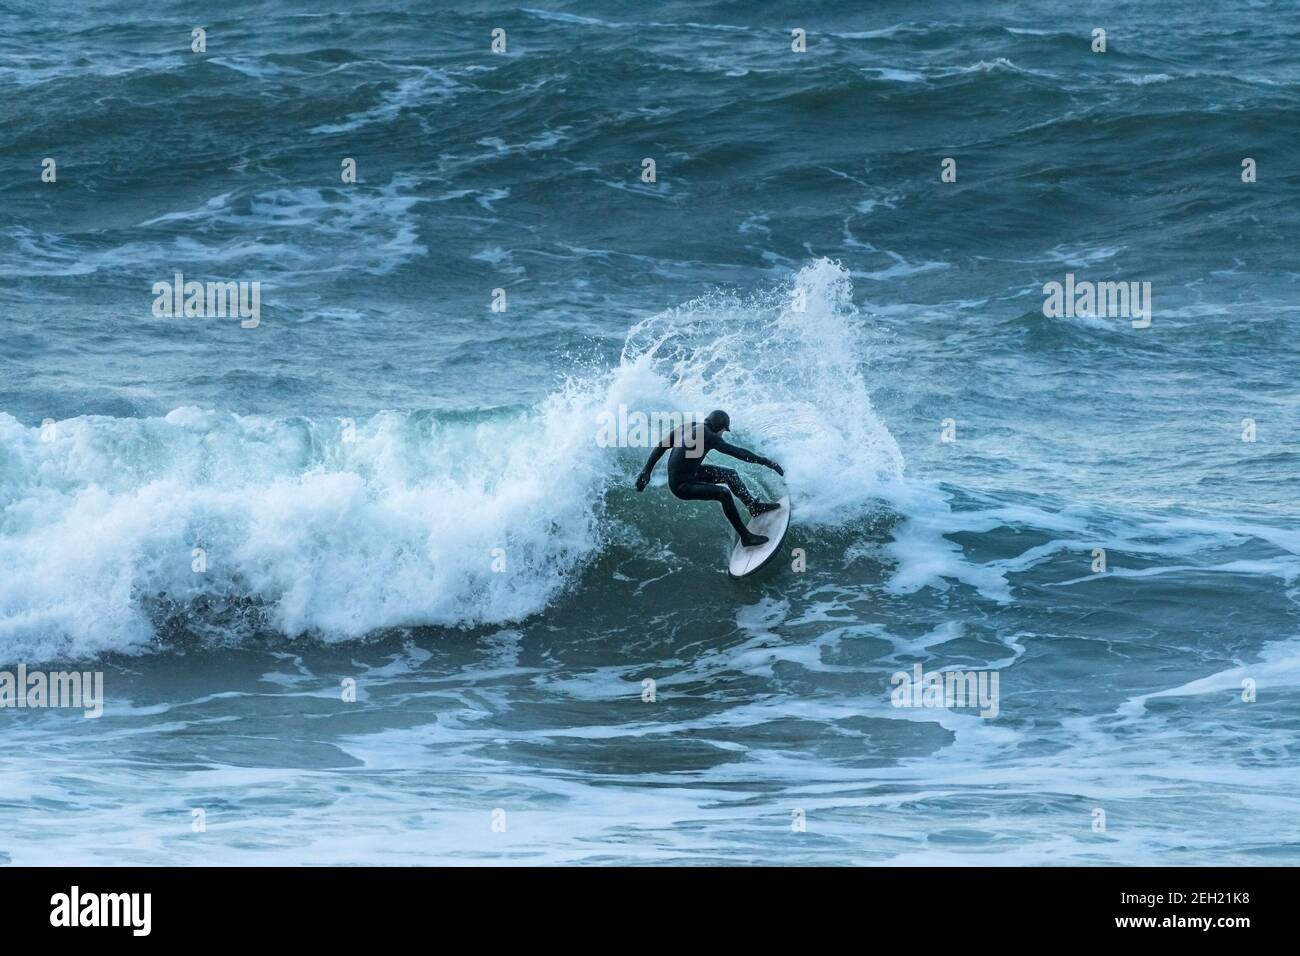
[[3, 0, 1298, 865], [0, 260, 905, 661]]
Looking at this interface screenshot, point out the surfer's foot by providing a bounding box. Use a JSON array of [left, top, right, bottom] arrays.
[[740, 532, 769, 548], [748, 501, 780, 518]]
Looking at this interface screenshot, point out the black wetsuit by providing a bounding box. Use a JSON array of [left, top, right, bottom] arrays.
[[641, 423, 770, 537]]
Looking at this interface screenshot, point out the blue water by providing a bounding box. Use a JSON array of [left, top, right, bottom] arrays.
[[2, 0, 1299, 864]]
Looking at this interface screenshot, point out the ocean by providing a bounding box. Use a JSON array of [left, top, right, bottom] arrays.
[[1, 0, 1298, 864]]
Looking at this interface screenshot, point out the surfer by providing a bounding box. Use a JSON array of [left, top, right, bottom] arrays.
[[635, 410, 784, 547]]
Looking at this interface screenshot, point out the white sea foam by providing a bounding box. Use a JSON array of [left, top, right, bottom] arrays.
[[5, 177, 428, 280], [308, 66, 461, 135], [0, 396, 606, 662], [619, 258, 905, 525], [0, 260, 904, 661]]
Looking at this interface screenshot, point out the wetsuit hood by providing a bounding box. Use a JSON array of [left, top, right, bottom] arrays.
[[704, 410, 730, 432]]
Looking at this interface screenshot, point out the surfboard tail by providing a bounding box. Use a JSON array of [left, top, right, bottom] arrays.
[[727, 496, 791, 578]]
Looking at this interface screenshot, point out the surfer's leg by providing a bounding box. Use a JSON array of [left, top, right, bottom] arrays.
[[698, 465, 755, 507], [710, 486, 751, 539], [673, 479, 766, 545], [698, 465, 779, 518]]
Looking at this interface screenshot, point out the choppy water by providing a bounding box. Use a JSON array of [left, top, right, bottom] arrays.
[[2, 1, 1299, 864]]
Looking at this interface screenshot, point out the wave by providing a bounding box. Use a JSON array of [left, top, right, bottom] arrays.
[[1, 176, 429, 281], [618, 257, 904, 523], [0, 260, 903, 663]]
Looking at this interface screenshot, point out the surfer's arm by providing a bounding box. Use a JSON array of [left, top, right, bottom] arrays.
[[715, 438, 784, 476], [635, 429, 678, 491]]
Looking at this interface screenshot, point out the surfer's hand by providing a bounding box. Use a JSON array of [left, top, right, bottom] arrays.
[[635, 470, 650, 492], [766, 459, 784, 477]]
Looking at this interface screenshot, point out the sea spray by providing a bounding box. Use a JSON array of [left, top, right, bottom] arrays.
[[0, 260, 902, 662], [617, 258, 904, 524]]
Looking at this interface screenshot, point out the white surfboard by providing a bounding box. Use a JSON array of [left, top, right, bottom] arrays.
[[727, 495, 791, 578]]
